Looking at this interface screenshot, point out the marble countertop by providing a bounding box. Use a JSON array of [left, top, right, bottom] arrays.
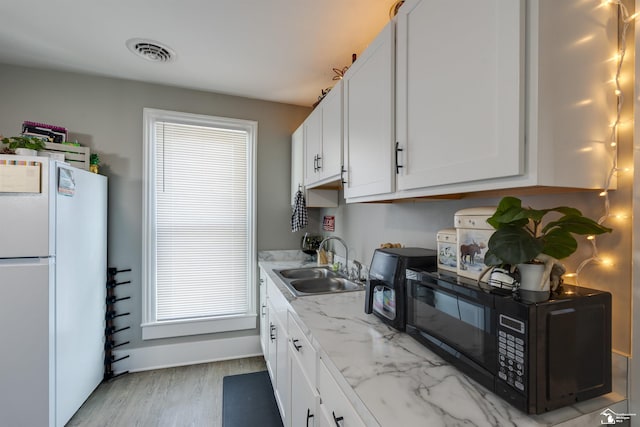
[[258, 251, 626, 427]]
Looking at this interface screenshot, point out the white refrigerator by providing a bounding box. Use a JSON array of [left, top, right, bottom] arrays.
[[0, 155, 107, 427]]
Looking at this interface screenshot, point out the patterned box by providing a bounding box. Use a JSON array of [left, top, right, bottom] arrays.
[[436, 228, 457, 273], [454, 207, 496, 282]]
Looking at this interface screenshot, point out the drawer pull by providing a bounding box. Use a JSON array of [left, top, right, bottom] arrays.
[[306, 408, 314, 427], [332, 411, 344, 426], [269, 323, 276, 342], [292, 339, 303, 352]]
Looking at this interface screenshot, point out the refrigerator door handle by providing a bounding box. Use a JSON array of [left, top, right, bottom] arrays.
[[0, 257, 54, 266]]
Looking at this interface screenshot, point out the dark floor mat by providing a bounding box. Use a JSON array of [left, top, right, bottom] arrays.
[[222, 370, 283, 427]]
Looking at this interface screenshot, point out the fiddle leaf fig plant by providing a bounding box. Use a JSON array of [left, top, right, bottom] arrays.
[[483, 196, 612, 267]]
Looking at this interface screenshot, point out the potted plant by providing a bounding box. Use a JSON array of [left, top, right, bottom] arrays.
[[483, 196, 612, 300], [1, 135, 47, 156], [90, 153, 100, 174]]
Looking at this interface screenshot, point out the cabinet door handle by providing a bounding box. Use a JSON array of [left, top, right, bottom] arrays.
[[261, 304, 266, 317], [316, 154, 322, 171], [332, 411, 344, 427], [395, 142, 404, 174], [292, 339, 302, 352], [313, 155, 318, 172], [270, 323, 276, 341], [341, 165, 347, 185], [306, 408, 314, 427]]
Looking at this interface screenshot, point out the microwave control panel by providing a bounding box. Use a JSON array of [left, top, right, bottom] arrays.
[[497, 314, 526, 393]]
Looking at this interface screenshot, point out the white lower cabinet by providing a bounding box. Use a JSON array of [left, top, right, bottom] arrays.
[[265, 299, 277, 386], [318, 404, 341, 427], [289, 314, 319, 427], [265, 297, 291, 427], [259, 271, 268, 355], [288, 314, 316, 384], [260, 270, 366, 427], [275, 311, 290, 427], [289, 342, 319, 427], [261, 269, 292, 427], [317, 358, 366, 427], [291, 359, 319, 427]]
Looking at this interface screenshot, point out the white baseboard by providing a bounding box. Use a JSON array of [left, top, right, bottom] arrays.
[[112, 335, 263, 373]]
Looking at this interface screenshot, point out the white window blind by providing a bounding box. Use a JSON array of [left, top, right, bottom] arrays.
[[142, 109, 257, 339], [155, 122, 249, 320]]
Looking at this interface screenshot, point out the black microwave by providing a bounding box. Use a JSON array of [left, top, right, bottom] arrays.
[[405, 269, 612, 414]]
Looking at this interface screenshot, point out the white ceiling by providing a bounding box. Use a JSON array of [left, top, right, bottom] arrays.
[[0, 0, 399, 107]]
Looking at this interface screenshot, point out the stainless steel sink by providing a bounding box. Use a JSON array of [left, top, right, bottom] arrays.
[[274, 267, 364, 297], [277, 267, 339, 279], [289, 277, 362, 295]]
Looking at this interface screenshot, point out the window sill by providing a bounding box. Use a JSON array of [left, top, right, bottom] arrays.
[[142, 314, 257, 340]]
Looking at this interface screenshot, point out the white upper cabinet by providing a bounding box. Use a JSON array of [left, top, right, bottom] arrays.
[[291, 125, 305, 204], [343, 0, 615, 202], [303, 108, 322, 186], [395, 0, 525, 192], [343, 20, 396, 200], [320, 81, 343, 181], [292, 125, 338, 208], [526, 0, 615, 190], [304, 81, 343, 188]]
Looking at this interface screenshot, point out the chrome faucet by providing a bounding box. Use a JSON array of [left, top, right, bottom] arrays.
[[352, 260, 363, 282], [318, 236, 349, 278]]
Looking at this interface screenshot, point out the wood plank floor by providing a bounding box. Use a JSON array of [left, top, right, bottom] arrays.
[[66, 356, 266, 427]]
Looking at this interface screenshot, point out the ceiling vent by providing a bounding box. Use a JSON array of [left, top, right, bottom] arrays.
[[126, 38, 175, 62]]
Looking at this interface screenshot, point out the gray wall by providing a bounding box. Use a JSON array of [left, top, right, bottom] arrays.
[[0, 63, 310, 349]]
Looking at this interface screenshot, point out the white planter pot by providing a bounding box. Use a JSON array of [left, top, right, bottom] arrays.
[[15, 148, 37, 156], [516, 263, 550, 302]]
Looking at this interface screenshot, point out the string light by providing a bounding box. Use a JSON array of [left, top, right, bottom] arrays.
[[573, 0, 634, 285], [601, 257, 615, 267]]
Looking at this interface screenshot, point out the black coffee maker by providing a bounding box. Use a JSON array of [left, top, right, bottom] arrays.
[[365, 247, 437, 331]]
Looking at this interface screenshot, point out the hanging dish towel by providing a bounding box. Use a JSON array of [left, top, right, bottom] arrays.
[[291, 190, 308, 232]]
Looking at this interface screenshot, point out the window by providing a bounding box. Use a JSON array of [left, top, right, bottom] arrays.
[[142, 108, 257, 340]]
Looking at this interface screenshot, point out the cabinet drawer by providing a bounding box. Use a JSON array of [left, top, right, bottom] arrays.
[[267, 276, 289, 325], [288, 313, 316, 386], [318, 358, 365, 427]]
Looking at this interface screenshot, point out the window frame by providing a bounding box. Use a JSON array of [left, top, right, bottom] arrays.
[[141, 108, 258, 340]]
